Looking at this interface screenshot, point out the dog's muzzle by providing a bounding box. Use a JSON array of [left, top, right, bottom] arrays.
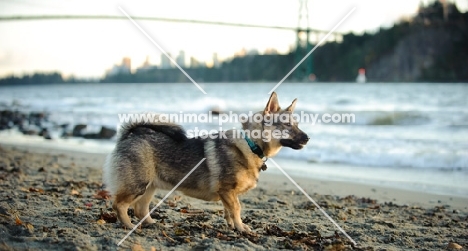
[[280, 133, 309, 150]]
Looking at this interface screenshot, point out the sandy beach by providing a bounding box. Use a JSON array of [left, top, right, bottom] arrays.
[[0, 144, 466, 250]]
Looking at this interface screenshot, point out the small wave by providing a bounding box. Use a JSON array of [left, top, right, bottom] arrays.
[[278, 144, 468, 170], [277, 131, 468, 170], [366, 111, 431, 125]]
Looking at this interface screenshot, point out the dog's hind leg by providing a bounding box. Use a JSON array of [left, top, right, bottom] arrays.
[[113, 192, 138, 229], [220, 193, 251, 232], [133, 182, 157, 225], [221, 200, 234, 229]]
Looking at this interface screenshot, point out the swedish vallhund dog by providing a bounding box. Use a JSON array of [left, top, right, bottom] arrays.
[[103, 92, 309, 232]]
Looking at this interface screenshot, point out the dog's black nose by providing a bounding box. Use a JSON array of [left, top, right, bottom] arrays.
[[301, 134, 310, 143]]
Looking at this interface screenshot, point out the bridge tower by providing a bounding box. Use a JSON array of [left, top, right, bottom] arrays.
[[294, 0, 314, 81]]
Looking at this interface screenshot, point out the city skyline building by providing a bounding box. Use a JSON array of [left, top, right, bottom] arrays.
[[106, 57, 132, 76], [176, 51, 186, 68], [160, 53, 173, 69]]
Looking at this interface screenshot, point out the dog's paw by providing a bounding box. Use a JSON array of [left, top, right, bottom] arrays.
[[122, 223, 136, 230], [143, 218, 156, 225], [225, 220, 234, 230], [235, 223, 251, 233]]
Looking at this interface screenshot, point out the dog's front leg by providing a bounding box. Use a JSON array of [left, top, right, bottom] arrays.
[[220, 193, 251, 232]]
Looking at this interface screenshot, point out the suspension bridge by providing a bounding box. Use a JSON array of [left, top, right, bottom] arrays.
[[0, 1, 343, 80]]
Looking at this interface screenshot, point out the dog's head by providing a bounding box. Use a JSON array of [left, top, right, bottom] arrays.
[[242, 92, 309, 156]]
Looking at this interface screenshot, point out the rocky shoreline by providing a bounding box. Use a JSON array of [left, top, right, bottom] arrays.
[[0, 110, 116, 140]]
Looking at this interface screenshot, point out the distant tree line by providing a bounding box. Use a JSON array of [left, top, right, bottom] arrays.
[[0, 72, 65, 85], [0, 72, 95, 86], [1, 1, 467, 85], [100, 54, 296, 83]]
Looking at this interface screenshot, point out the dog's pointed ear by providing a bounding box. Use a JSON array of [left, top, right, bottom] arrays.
[[264, 92, 281, 115], [285, 98, 297, 112]]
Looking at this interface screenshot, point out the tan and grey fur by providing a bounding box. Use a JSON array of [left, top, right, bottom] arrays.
[[103, 92, 309, 232]]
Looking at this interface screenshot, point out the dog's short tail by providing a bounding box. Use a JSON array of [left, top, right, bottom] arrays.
[[118, 120, 187, 143], [102, 153, 117, 195]]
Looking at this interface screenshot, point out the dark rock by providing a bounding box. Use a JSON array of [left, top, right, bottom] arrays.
[[38, 128, 47, 137], [39, 128, 52, 140], [82, 126, 116, 139], [82, 133, 99, 139], [61, 131, 72, 138], [29, 112, 47, 127], [72, 124, 87, 137], [0, 110, 25, 130], [99, 126, 116, 139]]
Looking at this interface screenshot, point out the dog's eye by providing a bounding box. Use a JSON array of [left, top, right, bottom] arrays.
[[285, 123, 292, 127]]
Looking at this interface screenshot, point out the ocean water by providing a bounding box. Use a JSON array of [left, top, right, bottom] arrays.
[[1, 82, 467, 196]]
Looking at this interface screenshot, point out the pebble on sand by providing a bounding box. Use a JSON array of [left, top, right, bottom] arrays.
[[447, 242, 463, 250]]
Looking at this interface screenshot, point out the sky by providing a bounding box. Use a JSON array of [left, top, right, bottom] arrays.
[[0, 0, 467, 79]]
